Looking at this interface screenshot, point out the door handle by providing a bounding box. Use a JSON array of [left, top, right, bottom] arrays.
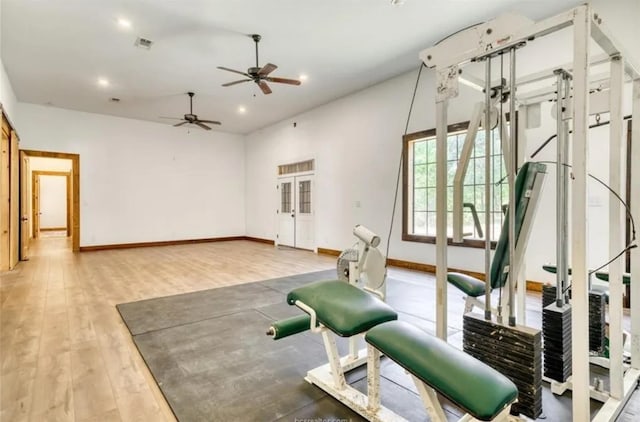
[[291, 209, 295, 218], [21, 217, 28, 222]]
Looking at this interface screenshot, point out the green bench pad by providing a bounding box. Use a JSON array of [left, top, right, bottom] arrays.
[[542, 264, 572, 275], [269, 314, 311, 340], [595, 271, 631, 285], [447, 272, 486, 297], [365, 320, 518, 421], [287, 280, 397, 337]]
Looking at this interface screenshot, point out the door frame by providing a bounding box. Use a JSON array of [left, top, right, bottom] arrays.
[[32, 171, 71, 237], [21, 150, 80, 252], [20, 151, 29, 260]]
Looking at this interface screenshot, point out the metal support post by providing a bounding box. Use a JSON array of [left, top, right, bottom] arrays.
[[632, 79, 640, 369], [517, 104, 528, 324], [570, 6, 591, 421], [366, 344, 380, 411], [555, 69, 569, 307], [484, 57, 493, 321], [508, 47, 517, 326], [435, 99, 449, 339], [321, 330, 346, 390], [608, 54, 625, 400]]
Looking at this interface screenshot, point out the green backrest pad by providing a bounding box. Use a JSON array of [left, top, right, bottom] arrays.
[[287, 280, 398, 337], [490, 162, 547, 289], [365, 320, 518, 421]]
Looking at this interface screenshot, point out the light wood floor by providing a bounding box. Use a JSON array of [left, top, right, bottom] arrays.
[[0, 237, 337, 422]]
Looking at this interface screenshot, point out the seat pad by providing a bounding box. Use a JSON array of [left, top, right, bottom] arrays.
[[365, 320, 518, 421], [447, 272, 486, 297], [287, 280, 397, 337]]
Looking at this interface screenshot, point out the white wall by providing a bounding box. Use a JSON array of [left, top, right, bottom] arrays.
[[39, 175, 67, 229], [16, 103, 246, 247], [0, 60, 17, 122], [245, 2, 638, 281], [30, 157, 72, 172], [0, 1, 18, 123]]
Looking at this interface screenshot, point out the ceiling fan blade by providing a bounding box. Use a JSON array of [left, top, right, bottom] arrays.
[[258, 80, 272, 95], [195, 122, 212, 130], [173, 121, 189, 127], [257, 63, 277, 76], [222, 79, 252, 87], [198, 119, 222, 125], [217, 66, 250, 77], [265, 77, 301, 86], [160, 116, 183, 120]]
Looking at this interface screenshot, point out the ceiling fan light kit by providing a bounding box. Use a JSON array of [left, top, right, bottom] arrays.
[[217, 34, 301, 95]]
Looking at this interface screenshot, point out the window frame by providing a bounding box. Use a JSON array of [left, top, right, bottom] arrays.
[[402, 120, 502, 249]]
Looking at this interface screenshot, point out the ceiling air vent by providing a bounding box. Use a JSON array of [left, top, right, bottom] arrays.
[[134, 37, 154, 50]]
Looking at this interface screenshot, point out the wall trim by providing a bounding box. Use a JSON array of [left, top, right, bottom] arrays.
[[245, 236, 275, 245], [317, 247, 341, 257], [79, 236, 274, 252], [317, 247, 545, 291]]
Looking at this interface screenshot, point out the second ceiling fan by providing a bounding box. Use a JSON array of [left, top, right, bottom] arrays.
[[218, 34, 301, 95]]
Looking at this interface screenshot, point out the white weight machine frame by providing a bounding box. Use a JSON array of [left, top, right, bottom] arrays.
[[419, 5, 640, 422]]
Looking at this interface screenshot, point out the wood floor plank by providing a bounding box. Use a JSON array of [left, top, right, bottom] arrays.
[[69, 342, 119, 421], [29, 352, 74, 421]]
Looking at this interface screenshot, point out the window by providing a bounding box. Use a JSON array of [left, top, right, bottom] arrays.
[[281, 182, 291, 213], [402, 121, 508, 247], [299, 180, 311, 214]]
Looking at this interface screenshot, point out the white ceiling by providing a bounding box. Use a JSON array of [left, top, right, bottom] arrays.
[[1, 0, 583, 134]]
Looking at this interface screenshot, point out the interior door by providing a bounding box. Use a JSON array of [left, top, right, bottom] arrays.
[[294, 175, 314, 250], [20, 151, 29, 259], [32, 174, 40, 238], [277, 177, 295, 247]]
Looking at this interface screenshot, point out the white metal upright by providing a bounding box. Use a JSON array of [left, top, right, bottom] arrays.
[[569, 6, 591, 421], [607, 54, 624, 400], [632, 79, 640, 369], [436, 97, 449, 340]]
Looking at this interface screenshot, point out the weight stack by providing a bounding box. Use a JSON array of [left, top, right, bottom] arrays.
[[589, 291, 606, 354], [542, 303, 572, 382], [541, 285, 605, 353], [463, 313, 542, 419]]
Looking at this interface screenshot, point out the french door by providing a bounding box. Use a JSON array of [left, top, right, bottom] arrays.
[[277, 174, 314, 250]]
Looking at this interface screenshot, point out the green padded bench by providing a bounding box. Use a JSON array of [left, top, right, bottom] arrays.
[[448, 162, 547, 301], [366, 320, 518, 421], [287, 279, 397, 336]]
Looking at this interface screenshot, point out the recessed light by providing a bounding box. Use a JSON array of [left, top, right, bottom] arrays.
[[299, 74, 308, 82], [238, 106, 247, 114], [117, 18, 132, 29], [97, 78, 110, 87]]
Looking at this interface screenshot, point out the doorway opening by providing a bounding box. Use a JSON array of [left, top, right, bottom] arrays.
[[20, 150, 80, 257]]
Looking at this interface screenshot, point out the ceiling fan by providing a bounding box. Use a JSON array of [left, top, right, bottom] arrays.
[[160, 92, 221, 130], [217, 34, 301, 95]]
